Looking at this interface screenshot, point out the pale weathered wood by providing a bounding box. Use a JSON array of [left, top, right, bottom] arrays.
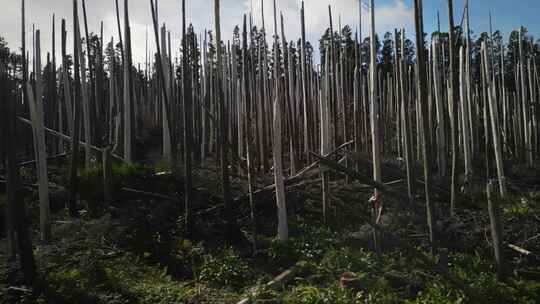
[[68, 0, 83, 216], [28, 29, 51, 242], [486, 180, 505, 280], [215, 0, 236, 240], [123, 0, 134, 163], [103, 147, 112, 206], [272, 0, 288, 241], [414, 0, 435, 248], [447, 0, 459, 216], [482, 42, 507, 197]]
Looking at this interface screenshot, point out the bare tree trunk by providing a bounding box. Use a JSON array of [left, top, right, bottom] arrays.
[[27, 30, 51, 241], [519, 29, 533, 167], [369, 0, 382, 251], [482, 42, 507, 197], [271, 0, 288, 241], [61, 19, 74, 137], [321, 48, 331, 223], [182, 0, 193, 233], [150, 0, 174, 170], [2, 59, 36, 285], [215, 0, 237, 241], [432, 37, 447, 177], [123, 0, 133, 163], [300, 1, 310, 163], [68, 0, 83, 217], [460, 46, 473, 186], [447, 0, 459, 217], [486, 180, 505, 281], [399, 29, 414, 205], [414, 0, 436, 249], [242, 14, 257, 252]]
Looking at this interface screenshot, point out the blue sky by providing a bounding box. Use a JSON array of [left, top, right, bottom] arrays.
[[1, 0, 539, 65], [419, 0, 540, 38]]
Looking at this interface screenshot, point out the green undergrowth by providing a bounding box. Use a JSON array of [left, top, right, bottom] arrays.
[[3, 163, 540, 303], [78, 163, 155, 201]]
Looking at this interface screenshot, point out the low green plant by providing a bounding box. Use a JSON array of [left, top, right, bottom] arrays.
[[285, 284, 363, 304], [198, 247, 251, 288]]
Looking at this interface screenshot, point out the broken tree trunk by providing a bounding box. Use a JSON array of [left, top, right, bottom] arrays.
[[369, 0, 382, 252], [215, 0, 237, 241], [68, 0, 83, 217], [2, 57, 37, 286], [273, 0, 288, 241], [486, 180, 505, 281], [414, 0, 436, 249], [482, 42, 507, 198], [123, 0, 134, 163], [28, 29, 51, 242]]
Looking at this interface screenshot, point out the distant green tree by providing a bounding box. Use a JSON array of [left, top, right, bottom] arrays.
[[380, 31, 394, 74], [504, 27, 528, 91], [360, 34, 380, 67]]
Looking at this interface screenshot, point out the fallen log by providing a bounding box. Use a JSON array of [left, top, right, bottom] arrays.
[[18, 153, 70, 167], [348, 151, 472, 201], [17, 116, 124, 161], [120, 187, 181, 203], [0, 177, 65, 191], [236, 264, 298, 304], [233, 141, 354, 203], [310, 152, 409, 203], [508, 244, 534, 257]]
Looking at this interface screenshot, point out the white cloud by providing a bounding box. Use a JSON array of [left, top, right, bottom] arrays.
[[1, 0, 414, 67]]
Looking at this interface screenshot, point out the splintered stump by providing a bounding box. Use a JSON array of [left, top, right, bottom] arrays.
[[236, 265, 297, 304], [339, 272, 365, 291]]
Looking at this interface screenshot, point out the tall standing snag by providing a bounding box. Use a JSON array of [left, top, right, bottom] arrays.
[[214, 0, 237, 241], [2, 60, 36, 285], [182, 0, 193, 232], [123, 0, 134, 163], [482, 42, 507, 197], [413, 0, 436, 248], [369, 0, 382, 251], [68, 0, 83, 217], [27, 29, 51, 242], [486, 180, 505, 280], [272, 0, 288, 241], [447, 0, 459, 216]]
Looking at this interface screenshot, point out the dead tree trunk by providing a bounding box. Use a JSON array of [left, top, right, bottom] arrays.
[[272, 0, 288, 241], [369, 0, 382, 251], [182, 0, 193, 233], [123, 0, 133, 163], [28, 29, 51, 242], [486, 180, 505, 281], [414, 0, 436, 249], [215, 0, 237, 241], [482, 42, 507, 197], [447, 0, 459, 217], [68, 0, 83, 217], [2, 59, 36, 286]]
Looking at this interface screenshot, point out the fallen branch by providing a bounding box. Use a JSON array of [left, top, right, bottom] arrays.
[[120, 187, 180, 203], [310, 152, 409, 202], [19, 152, 70, 167], [17, 116, 124, 161], [236, 264, 298, 304], [508, 244, 532, 256], [0, 177, 66, 191], [234, 141, 354, 202]]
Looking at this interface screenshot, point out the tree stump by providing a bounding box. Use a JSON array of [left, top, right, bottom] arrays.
[[339, 272, 364, 291]]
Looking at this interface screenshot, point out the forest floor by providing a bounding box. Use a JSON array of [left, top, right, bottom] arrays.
[[1, 134, 540, 303]]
